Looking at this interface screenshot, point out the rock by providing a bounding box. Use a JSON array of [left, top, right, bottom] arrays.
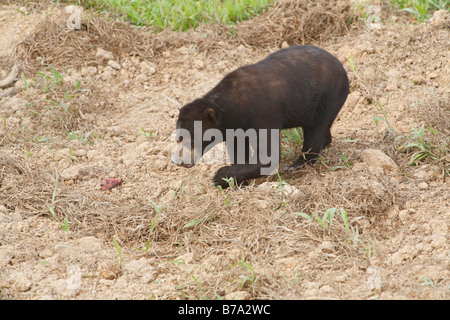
[[193, 59, 204, 69], [60, 164, 90, 180], [258, 182, 300, 196], [417, 182, 428, 190], [108, 60, 121, 70], [319, 241, 334, 252], [123, 257, 149, 274], [76, 236, 104, 253], [430, 233, 446, 249], [319, 285, 335, 295], [366, 267, 382, 290], [11, 273, 32, 292], [413, 164, 441, 181], [303, 281, 320, 296], [98, 260, 121, 280], [96, 48, 114, 61], [361, 149, 399, 173], [385, 205, 399, 219], [139, 61, 156, 75], [225, 291, 251, 300], [0, 245, 14, 268], [398, 209, 415, 223], [430, 9, 449, 26]]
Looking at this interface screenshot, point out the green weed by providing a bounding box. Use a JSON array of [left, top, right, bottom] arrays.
[[136, 200, 161, 252], [294, 208, 373, 256], [48, 170, 70, 232], [372, 95, 396, 134], [113, 237, 123, 266], [67, 0, 275, 31], [140, 127, 157, 138], [68, 146, 79, 162], [236, 258, 256, 289], [396, 124, 441, 165], [386, 0, 449, 22]]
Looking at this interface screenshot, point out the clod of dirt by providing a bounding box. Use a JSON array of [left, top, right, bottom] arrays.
[[98, 260, 121, 280], [361, 149, 399, 174]]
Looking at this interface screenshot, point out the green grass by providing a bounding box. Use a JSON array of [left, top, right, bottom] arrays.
[[396, 124, 442, 165], [66, 0, 275, 31], [385, 0, 449, 22]]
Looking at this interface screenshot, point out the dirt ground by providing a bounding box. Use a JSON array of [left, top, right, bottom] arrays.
[[0, 1, 448, 300]]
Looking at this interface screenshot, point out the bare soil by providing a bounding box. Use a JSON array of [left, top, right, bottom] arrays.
[[0, 1, 448, 300]]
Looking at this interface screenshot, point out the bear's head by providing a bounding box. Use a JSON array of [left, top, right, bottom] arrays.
[[171, 99, 223, 168]]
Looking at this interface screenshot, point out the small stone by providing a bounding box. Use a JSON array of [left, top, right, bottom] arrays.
[[398, 209, 414, 222], [385, 206, 399, 219], [95, 48, 114, 61], [418, 182, 428, 189], [361, 149, 399, 173], [225, 291, 251, 300], [98, 260, 120, 280], [193, 59, 204, 69], [108, 60, 121, 70], [413, 165, 441, 181], [123, 257, 149, 274], [60, 165, 90, 180]]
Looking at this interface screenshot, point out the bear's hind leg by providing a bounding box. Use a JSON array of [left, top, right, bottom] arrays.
[[284, 126, 329, 171]]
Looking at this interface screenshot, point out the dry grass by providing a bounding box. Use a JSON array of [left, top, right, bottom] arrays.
[[234, 0, 353, 47], [15, 0, 355, 74]]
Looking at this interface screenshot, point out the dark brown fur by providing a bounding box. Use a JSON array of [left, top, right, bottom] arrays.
[[175, 45, 349, 188]]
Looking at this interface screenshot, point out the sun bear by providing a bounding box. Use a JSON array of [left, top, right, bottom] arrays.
[[171, 45, 349, 188]]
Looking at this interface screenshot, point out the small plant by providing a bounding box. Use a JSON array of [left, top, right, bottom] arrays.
[[35, 64, 64, 92], [136, 200, 161, 252], [21, 72, 29, 91], [217, 177, 235, 194], [183, 214, 216, 229], [140, 127, 157, 138], [295, 207, 353, 232], [275, 171, 287, 192], [281, 271, 301, 287], [419, 276, 434, 286], [340, 152, 351, 168], [48, 171, 69, 232], [113, 237, 123, 266], [237, 258, 256, 289], [68, 146, 79, 162], [396, 124, 440, 165], [372, 95, 396, 135], [294, 207, 339, 229], [171, 181, 185, 200]]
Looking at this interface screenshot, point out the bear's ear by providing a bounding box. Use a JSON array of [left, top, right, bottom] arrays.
[[203, 108, 220, 126]]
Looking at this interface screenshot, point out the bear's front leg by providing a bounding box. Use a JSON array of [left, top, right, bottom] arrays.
[[214, 128, 280, 188], [212, 164, 267, 188]]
